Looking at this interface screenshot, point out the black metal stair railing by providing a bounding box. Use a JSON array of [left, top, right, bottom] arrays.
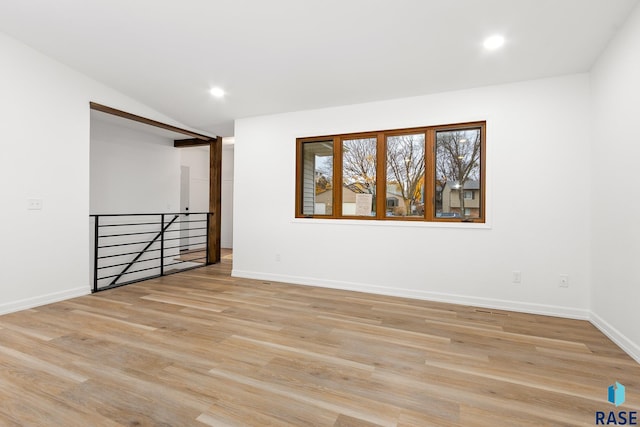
[[90, 212, 212, 293]]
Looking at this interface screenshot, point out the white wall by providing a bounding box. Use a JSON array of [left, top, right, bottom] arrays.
[[0, 31, 206, 313], [234, 74, 592, 319], [221, 144, 235, 249], [590, 2, 640, 362], [179, 144, 234, 249], [180, 146, 210, 214], [90, 118, 180, 214]]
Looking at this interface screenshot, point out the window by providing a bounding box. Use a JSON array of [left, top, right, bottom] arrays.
[[296, 121, 485, 222], [299, 140, 333, 216], [386, 133, 425, 217], [436, 128, 482, 220], [342, 137, 377, 216]]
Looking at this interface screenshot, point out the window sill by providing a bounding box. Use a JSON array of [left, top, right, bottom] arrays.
[[291, 217, 491, 229]]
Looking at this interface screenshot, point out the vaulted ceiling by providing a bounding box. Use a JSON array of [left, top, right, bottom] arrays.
[[0, 0, 637, 136]]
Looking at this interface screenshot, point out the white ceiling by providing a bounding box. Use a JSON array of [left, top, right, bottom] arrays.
[[0, 0, 637, 136]]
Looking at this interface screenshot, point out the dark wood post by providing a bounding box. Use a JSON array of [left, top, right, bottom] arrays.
[[208, 137, 222, 264]]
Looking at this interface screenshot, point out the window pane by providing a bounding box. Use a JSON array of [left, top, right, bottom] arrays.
[[385, 133, 425, 217], [342, 137, 377, 216], [435, 128, 482, 219], [301, 141, 333, 215]]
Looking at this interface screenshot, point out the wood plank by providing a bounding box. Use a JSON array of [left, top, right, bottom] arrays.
[[0, 250, 638, 425]]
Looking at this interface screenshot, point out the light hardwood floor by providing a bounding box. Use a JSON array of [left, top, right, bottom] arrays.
[[0, 252, 638, 426]]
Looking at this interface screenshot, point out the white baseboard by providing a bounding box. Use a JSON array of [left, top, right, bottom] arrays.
[[231, 269, 590, 320], [0, 286, 90, 316], [590, 312, 640, 364]]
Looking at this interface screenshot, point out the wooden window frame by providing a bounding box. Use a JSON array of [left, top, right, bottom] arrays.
[[295, 121, 486, 223]]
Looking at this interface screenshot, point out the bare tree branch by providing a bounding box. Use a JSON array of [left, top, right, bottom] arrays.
[[386, 134, 425, 215], [343, 138, 377, 194]]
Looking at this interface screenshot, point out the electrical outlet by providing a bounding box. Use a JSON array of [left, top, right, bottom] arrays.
[[27, 199, 43, 210], [275, 253, 281, 262], [512, 271, 522, 284], [559, 274, 569, 288]]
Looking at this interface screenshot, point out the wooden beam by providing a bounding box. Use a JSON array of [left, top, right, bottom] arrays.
[[90, 102, 215, 141], [207, 137, 223, 264], [174, 138, 212, 148]]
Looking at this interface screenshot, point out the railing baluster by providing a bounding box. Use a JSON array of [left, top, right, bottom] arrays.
[[93, 215, 99, 293], [160, 214, 165, 276], [206, 213, 210, 265]]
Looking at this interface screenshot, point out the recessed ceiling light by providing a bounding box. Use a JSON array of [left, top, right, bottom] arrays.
[[483, 35, 505, 50], [209, 87, 225, 98]]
